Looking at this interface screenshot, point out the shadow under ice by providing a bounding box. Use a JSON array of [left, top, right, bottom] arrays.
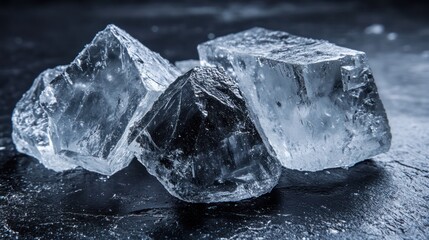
[[146, 159, 386, 238]]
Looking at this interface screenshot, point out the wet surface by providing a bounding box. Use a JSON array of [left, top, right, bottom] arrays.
[[1, 1, 428, 239]]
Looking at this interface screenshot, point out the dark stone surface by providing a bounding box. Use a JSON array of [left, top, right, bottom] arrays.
[[1, 1, 428, 239]]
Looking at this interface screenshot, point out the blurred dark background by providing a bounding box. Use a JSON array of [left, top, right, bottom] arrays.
[[1, 0, 428, 239]]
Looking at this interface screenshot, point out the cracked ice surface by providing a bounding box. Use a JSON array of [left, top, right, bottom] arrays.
[[13, 24, 180, 175], [131, 67, 281, 203], [198, 27, 391, 171]]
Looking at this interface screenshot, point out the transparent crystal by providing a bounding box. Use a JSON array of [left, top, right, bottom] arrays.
[[131, 67, 281, 203], [12, 66, 78, 171], [28, 24, 180, 175], [174, 59, 200, 74], [198, 27, 391, 171]]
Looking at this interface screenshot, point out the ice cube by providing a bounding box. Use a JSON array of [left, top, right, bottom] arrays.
[[198, 27, 391, 171], [27, 24, 180, 175], [131, 67, 281, 203]]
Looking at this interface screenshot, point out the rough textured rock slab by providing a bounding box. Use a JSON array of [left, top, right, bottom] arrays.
[[198, 27, 391, 171], [131, 67, 281, 203], [14, 24, 180, 175]]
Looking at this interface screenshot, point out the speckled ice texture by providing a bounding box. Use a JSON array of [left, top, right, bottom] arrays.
[[131, 67, 281, 203], [12, 24, 180, 175], [198, 27, 392, 171]]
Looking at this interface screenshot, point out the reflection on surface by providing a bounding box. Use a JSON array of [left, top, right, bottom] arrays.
[[0, 152, 388, 238]]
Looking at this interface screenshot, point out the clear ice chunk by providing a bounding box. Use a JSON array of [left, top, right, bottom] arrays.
[[174, 59, 200, 74], [131, 67, 281, 203], [20, 24, 180, 175], [198, 27, 391, 171], [12, 66, 77, 171]]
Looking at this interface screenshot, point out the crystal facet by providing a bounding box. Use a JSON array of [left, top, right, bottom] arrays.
[[13, 24, 181, 175], [131, 67, 281, 203], [198, 27, 391, 171], [12, 66, 77, 171]]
